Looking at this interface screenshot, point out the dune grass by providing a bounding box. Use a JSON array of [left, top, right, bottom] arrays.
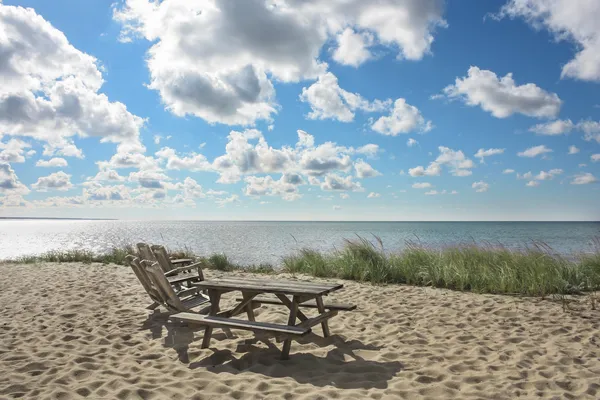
[[4, 236, 599, 296], [282, 237, 600, 296]]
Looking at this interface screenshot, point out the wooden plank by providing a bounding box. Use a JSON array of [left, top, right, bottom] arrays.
[[206, 277, 342, 291], [167, 272, 200, 284], [281, 295, 299, 360], [297, 310, 337, 330], [236, 297, 357, 311], [170, 258, 193, 264], [275, 294, 308, 322], [315, 296, 330, 337], [171, 313, 309, 336], [194, 279, 342, 296], [243, 292, 256, 322]]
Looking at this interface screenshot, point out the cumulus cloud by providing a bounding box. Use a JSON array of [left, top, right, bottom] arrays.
[[31, 171, 73, 192], [0, 138, 31, 163], [36, 158, 68, 168], [114, 0, 446, 125], [354, 160, 381, 178], [517, 145, 552, 158], [579, 120, 600, 143], [0, 162, 29, 194], [244, 174, 303, 201], [568, 145, 580, 155], [472, 181, 489, 192], [320, 174, 363, 192], [440, 66, 561, 118], [0, 4, 145, 156], [474, 148, 504, 163], [571, 172, 597, 185], [497, 0, 600, 82], [332, 28, 373, 67], [591, 154, 600, 162], [407, 138, 418, 147], [517, 169, 563, 185], [529, 119, 574, 135], [503, 169, 515, 174], [408, 163, 441, 177], [409, 146, 474, 177], [300, 72, 390, 122], [371, 98, 432, 136], [367, 192, 380, 198]]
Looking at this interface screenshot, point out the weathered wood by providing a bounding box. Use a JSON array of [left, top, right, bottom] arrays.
[[167, 272, 201, 285], [171, 313, 310, 336], [202, 289, 221, 348], [281, 295, 299, 360], [194, 278, 342, 296], [220, 292, 259, 318], [136, 243, 156, 263], [151, 245, 175, 273], [243, 292, 256, 322], [203, 277, 343, 292], [170, 258, 193, 265], [275, 294, 309, 322], [216, 302, 261, 318], [127, 255, 164, 307], [315, 296, 330, 337], [297, 310, 337, 330], [237, 296, 356, 311]]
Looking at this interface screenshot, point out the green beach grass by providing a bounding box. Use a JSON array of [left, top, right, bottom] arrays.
[[4, 237, 599, 297]]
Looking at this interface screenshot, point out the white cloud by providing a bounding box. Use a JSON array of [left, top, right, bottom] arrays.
[[88, 169, 125, 182], [503, 169, 515, 174], [0, 138, 31, 163], [215, 194, 240, 208], [0, 162, 29, 194], [568, 145, 580, 155], [591, 154, 600, 162], [408, 162, 441, 177], [114, 0, 446, 125], [244, 174, 303, 201], [156, 147, 211, 172], [340, 193, 350, 199], [153, 135, 162, 145], [332, 28, 373, 67], [300, 72, 389, 122], [518, 168, 564, 185], [354, 160, 381, 178], [31, 171, 73, 192], [367, 192, 380, 198], [407, 138, 418, 147], [412, 182, 432, 189], [0, 4, 144, 156], [472, 181, 489, 193], [371, 98, 432, 136], [571, 172, 597, 185], [424, 190, 440, 195], [84, 184, 130, 201], [517, 145, 552, 158], [320, 174, 363, 192], [526, 180, 540, 187], [498, 0, 600, 82], [333, 205, 342, 210], [36, 158, 68, 168], [128, 170, 170, 189], [529, 119, 574, 135], [474, 148, 504, 163], [579, 120, 600, 143], [440, 66, 561, 118], [435, 146, 475, 176]]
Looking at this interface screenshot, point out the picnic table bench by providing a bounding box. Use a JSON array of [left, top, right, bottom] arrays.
[[171, 277, 355, 359]]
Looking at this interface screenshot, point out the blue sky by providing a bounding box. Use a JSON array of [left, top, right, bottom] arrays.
[[0, 0, 599, 221]]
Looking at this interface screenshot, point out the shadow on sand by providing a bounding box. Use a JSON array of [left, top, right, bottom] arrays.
[[141, 311, 404, 390]]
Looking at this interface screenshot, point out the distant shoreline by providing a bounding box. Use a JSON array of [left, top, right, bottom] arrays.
[[0, 217, 117, 221]]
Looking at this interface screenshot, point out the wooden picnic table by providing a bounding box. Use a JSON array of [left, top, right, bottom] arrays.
[[175, 277, 349, 359]]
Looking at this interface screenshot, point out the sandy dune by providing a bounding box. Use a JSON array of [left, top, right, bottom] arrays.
[[1, 262, 599, 399]]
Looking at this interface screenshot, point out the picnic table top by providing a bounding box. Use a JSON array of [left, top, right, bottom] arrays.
[[193, 276, 343, 296]]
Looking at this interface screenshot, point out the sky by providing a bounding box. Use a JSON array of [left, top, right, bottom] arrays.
[[0, 0, 599, 221]]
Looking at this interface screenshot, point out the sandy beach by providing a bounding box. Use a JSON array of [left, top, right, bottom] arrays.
[[1, 262, 599, 400]]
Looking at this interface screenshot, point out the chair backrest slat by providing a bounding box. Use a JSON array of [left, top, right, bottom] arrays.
[[143, 260, 184, 311], [137, 243, 156, 263], [126, 255, 163, 305], [151, 245, 173, 273]]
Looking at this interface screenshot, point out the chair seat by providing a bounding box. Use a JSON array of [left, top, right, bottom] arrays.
[[181, 295, 210, 310]]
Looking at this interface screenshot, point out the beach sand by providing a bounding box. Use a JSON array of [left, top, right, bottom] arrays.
[[1, 262, 599, 399]]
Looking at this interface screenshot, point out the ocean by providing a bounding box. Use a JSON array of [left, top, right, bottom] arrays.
[[0, 220, 598, 265]]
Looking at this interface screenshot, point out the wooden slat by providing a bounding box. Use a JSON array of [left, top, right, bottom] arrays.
[[170, 258, 193, 264], [167, 272, 200, 284], [171, 313, 309, 336], [297, 310, 337, 330], [194, 278, 342, 296], [209, 277, 342, 291], [236, 297, 357, 311]]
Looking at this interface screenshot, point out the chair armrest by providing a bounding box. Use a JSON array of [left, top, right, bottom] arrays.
[[175, 287, 199, 298], [164, 261, 205, 276]]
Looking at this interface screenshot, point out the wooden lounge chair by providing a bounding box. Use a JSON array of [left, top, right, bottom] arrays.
[[151, 245, 200, 276], [136, 242, 194, 272], [143, 261, 210, 312], [126, 255, 163, 310]]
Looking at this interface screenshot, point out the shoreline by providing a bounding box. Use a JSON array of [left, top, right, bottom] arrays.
[[1, 262, 599, 399]]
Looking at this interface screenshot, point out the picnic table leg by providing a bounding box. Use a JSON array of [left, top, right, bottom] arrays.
[[243, 292, 256, 321], [201, 289, 221, 349], [281, 295, 298, 360], [315, 295, 330, 337]]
